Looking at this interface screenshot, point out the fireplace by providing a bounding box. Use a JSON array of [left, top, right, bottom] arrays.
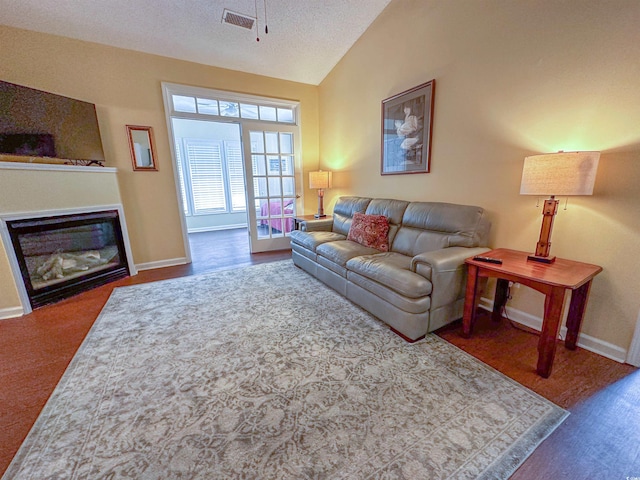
[[5, 210, 130, 309]]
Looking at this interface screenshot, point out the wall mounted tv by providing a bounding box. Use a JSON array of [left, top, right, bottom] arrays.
[[0, 80, 105, 163]]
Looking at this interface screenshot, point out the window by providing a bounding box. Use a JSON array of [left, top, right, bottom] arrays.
[[170, 94, 296, 124], [176, 139, 245, 216], [173, 95, 197, 113], [186, 140, 226, 213]]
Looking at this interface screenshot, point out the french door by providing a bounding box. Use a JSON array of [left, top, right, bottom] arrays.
[[242, 123, 300, 253]]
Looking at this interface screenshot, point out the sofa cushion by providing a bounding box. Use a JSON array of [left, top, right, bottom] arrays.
[[290, 230, 346, 252], [317, 256, 348, 277], [332, 196, 372, 236], [364, 199, 409, 246], [347, 271, 431, 314], [346, 252, 433, 299], [392, 202, 490, 256], [347, 212, 390, 251], [291, 242, 317, 261], [316, 240, 380, 268]]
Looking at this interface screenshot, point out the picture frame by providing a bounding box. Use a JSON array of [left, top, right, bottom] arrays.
[[381, 80, 435, 175], [126, 125, 158, 171]]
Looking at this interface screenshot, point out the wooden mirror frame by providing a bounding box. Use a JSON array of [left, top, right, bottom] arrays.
[[126, 125, 158, 171]]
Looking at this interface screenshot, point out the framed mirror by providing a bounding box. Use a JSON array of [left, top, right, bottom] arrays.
[[126, 125, 158, 171]]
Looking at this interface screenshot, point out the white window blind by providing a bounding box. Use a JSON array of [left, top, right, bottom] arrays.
[[225, 141, 246, 212], [176, 139, 247, 216], [185, 140, 226, 214]]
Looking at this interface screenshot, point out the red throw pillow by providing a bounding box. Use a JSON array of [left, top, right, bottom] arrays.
[[347, 212, 390, 251]]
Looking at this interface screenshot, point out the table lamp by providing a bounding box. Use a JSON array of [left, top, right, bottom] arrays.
[[309, 170, 332, 218], [520, 151, 599, 263]]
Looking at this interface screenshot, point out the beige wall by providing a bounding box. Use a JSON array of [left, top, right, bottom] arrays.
[[0, 25, 320, 311], [318, 0, 640, 352]]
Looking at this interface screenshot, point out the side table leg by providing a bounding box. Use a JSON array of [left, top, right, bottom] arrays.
[[462, 264, 479, 338], [537, 286, 566, 378], [492, 279, 509, 323], [565, 281, 592, 350]]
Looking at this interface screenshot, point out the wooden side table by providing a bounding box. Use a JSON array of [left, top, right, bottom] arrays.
[[462, 248, 602, 378], [293, 214, 332, 230]]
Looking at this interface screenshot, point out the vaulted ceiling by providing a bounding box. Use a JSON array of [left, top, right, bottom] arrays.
[[0, 0, 392, 85]]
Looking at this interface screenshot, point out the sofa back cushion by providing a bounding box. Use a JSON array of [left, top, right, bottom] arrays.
[[364, 199, 409, 246], [332, 196, 372, 236], [347, 212, 390, 251], [392, 202, 491, 256]]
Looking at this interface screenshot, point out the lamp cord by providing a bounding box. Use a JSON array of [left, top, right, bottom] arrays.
[[501, 285, 563, 340], [502, 285, 533, 333]]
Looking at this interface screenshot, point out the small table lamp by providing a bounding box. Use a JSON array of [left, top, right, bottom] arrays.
[[309, 170, 332, 218], [520, 151, 600, 263]]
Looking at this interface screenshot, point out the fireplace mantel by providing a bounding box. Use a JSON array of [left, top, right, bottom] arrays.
[[0, 160, 116, 174]]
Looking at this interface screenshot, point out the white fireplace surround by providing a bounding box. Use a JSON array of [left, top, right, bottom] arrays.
[[0, 204, 137, 315]]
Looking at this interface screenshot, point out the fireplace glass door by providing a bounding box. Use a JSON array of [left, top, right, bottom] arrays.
[[6, 210, 130, 308]]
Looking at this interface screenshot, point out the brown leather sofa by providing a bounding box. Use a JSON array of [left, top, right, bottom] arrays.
[[290, 196, 491, 341]]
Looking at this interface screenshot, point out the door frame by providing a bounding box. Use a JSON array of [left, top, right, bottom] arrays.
[[161, 82, 302, 263]]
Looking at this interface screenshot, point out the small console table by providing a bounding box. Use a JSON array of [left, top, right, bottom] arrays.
[[293, 214, 332, 231], [462, 248, 602, 378]]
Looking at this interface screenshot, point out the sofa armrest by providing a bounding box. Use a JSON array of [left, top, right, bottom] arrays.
[[411, 246, 491, 310], [301, 218, 334, 232], [411, 246, 491, 275]]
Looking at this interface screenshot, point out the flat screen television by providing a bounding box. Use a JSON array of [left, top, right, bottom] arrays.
[[0, 80, 105, 163]]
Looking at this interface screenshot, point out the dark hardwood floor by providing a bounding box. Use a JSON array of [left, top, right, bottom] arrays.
[[187, 228, 291, 275], [1, 228, 638, 478]]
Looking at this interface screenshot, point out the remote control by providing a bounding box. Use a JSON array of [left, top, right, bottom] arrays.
[[473, 256, 503, 264]]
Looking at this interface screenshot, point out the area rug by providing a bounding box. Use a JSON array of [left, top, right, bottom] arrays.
[[4, 261, 568, 479]]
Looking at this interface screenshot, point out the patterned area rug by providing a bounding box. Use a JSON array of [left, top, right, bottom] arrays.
[[4, 261, 568, 479]]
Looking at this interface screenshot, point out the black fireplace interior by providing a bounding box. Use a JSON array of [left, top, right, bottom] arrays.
[[6, 210, 129, 309]]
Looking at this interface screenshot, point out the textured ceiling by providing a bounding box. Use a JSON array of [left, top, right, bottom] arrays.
[[0, 0, 392, 85]]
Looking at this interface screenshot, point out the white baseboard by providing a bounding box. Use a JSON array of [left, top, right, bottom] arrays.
[[479, 297, 628, 364], [187, 224, 247, 234], [0, 306, 24, 320], [135, 257, 189, 271]]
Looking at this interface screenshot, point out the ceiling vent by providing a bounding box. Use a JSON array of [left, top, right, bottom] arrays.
[[222, 9, 256, 30]]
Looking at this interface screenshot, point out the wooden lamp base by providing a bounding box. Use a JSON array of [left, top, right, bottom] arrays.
[[314, 189, 326, 218], [527, 254, 556, 264], [528, 196, 558, 264]]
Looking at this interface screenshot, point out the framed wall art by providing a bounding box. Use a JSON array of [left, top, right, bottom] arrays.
[[381, 80, 435, 175]]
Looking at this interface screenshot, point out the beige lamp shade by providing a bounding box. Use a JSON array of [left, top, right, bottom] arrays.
[[520, 151, 600, 196], [309, 170, 333, 190]]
